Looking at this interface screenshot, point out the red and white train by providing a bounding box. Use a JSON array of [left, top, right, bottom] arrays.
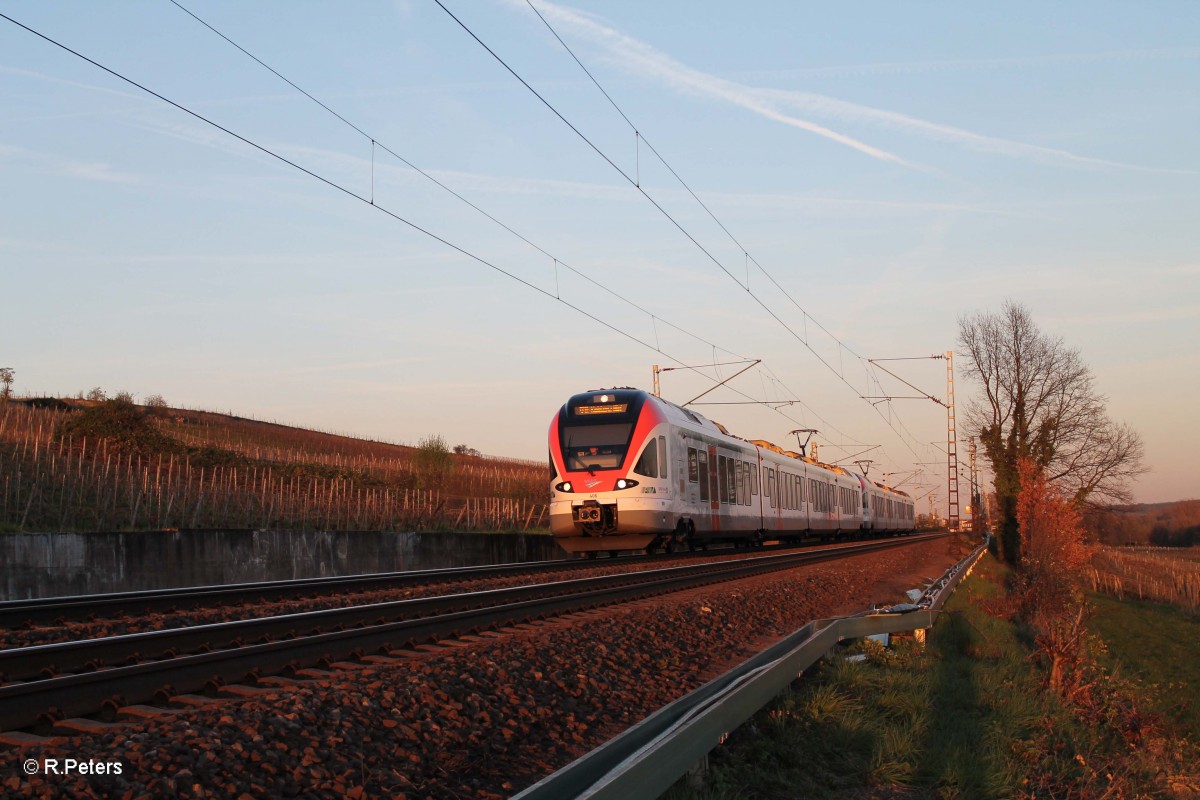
[[548, 388, 915, 555]]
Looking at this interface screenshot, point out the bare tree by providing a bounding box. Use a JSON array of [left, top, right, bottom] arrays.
[[958, 301, 1145, 562], [0, 367, 13, 409]]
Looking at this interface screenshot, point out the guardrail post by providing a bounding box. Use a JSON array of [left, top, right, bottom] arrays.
[[685, 754, 708, 788]]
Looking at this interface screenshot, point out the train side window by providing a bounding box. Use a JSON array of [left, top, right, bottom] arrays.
[[658, 437, 667, 479], [633, 439, 659, 478], [726, 457, 737, 504], [742, 461, 751, 504], [698, 451, 709, 501], [734, 461, 743, 505], [767, 468, 775, 508], [687, 448, 698, 482], [751, 463, 759, 496]]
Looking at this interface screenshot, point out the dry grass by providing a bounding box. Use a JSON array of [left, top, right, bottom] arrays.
[[1088, 546, 1200, 613], [0, 402, 549, 532]]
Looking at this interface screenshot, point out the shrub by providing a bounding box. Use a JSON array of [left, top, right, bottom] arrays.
[[414, 434, 454, 490], [58, 396, 178, 455]]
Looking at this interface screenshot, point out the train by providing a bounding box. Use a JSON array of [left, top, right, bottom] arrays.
[[548, 388, 915, 555]]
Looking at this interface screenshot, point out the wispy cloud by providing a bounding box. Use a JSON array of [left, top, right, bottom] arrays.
[[0, 64, 145, 102], [0, 143, 139, 184], [266, 357, 434, 376], [736, 48, 1200, 81], [520, 1, 1194, 175]]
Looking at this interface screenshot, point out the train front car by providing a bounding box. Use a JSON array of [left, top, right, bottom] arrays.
[[548, 389, 673, 555]]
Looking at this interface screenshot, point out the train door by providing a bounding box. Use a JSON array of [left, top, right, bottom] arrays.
[[754, 449, 765, 531], [672, 432, 686, 499], [801, 465, 811, 534], [708, 444, 720, 531]]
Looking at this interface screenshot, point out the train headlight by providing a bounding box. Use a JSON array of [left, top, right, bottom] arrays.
[[556, 481, 574, 493], [615, 479, 639, 490]]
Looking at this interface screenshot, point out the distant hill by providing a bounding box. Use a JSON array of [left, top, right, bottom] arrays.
[[0, 397, 547, 533], [1087, 499, 1200, 547]]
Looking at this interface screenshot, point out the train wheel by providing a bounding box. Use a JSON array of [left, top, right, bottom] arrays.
[[608, 550, 620, 559], [586, 551, 598, 559]]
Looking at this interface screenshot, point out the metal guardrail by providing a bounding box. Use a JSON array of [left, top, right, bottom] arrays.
[[514, 540, 989, 800]]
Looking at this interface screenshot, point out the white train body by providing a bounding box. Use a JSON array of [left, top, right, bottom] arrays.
[[548, 389, 915, 554]]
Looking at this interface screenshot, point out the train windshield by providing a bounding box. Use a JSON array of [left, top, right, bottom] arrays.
[[561, 422, 634, 471]]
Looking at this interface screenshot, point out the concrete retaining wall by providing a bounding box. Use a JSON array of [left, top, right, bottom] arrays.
[[0, 530, 565, 600]]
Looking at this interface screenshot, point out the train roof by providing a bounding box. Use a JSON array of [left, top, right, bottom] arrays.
[[571, 389, 911, 496]]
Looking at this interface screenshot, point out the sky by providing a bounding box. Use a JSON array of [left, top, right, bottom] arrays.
[[1, 1, 1197, 510]]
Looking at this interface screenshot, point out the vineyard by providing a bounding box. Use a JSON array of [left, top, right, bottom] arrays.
[[0, 399, 549, 533], [1088, 545, 1200, 613]]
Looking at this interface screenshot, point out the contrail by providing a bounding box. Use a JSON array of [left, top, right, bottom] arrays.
[[520, 0, 1193, 175], [515, 0, 921, 169]]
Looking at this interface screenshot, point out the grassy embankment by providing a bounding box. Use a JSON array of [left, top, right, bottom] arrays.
[[1086, 544, 1199, 731], [666, 554, 1199, 799], [0, 399, 548, 533]]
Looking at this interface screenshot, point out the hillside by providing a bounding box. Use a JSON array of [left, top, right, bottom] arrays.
[[1087, 499, 1200, 547], [0, 397, 548, 533]]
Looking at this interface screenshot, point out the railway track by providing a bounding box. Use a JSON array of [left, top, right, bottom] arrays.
[[0, 540, 807, 630], [0, 533, 944, 735]]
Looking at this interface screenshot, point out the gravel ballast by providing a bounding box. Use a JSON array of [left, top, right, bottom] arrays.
[[4, 535, 973, 799]]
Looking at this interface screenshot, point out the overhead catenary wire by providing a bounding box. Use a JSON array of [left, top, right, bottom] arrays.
[[520, 0, 929, 460], [0, 13, 687, 386], [0, 8, 881, 462], [156, 0, 877, 456], [447, 0, 929, 462]]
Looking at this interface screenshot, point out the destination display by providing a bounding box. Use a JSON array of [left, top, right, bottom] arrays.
[[575, 403, 628, 415]]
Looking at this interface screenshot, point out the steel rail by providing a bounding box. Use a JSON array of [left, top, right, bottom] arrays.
[[0, 534, 943, 733], [0, 534, 942, 681], [0, 540, 813, 628], [0, 557, 574, 629]]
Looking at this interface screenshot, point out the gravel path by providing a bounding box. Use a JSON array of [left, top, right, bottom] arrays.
[[4, 535, 973, 799]]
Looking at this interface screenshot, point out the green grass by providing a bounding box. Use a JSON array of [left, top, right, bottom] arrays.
[[1087, 591, 1200, 732], [664, 556, 1183, 800]]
